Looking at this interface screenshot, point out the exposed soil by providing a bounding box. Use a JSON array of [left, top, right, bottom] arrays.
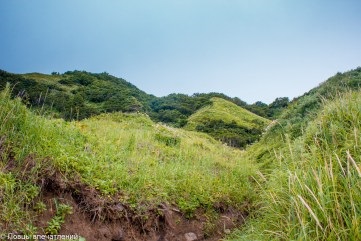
[[37, 195, 247, 241], [1, 145, 249, 241], [36, 179, 248, 241]]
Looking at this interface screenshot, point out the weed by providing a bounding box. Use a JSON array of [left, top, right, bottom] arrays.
[[46, 216, 64, 235], [33, 201, 47, 213], [45, 200, 73, 235]]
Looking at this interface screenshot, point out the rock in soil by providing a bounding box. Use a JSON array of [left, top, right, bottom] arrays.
[[184, 232, 198, 241]]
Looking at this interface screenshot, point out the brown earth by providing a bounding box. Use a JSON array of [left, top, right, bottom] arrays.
[[35, 175, 248, 241], [1, 143, 249, 241], [39, 194, 247, 241]]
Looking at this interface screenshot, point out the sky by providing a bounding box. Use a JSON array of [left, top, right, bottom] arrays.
[[0, 1, 361, 104]]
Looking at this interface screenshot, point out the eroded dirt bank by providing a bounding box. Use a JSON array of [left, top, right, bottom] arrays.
[[39, 180, 248, 241]]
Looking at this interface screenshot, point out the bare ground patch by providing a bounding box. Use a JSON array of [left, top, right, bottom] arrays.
[[1, 148, 249, 241], [37, 173, 249, 241]]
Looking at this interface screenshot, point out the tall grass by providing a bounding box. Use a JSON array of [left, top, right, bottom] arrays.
[[77, 113, 256, 214], [0, 85, 257, 234], [0, 85, 88, 234], [229, 91, 361, 240]]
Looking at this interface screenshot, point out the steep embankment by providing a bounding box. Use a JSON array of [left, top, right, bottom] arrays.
[[185, 97, 270, 148], [0, 86, 256, 240], [229, 67, 361, 240]]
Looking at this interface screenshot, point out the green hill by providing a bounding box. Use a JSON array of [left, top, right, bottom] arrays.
[[0, 69, 281, 128], [279, 67, 361, 138], [229, 67, 361, 240], [0, 70, 155, 120], [243, 67, 361, 168], [231, 91, 361, 241], [0, 86, 255, 239], [185, 97, 270, 148], [1, 67, 361, 240]]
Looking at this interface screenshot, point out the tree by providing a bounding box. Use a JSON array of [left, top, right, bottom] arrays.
[[269, 97, 290, 118], [124, 97, 143, 112]]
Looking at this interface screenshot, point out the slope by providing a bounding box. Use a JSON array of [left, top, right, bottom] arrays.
[[0, 70, 155, 120], [230, 89, 361, 241], [185, 97, 270, 148], [227, 67, 361, 240], [244, 67, 361, 168], [0, 86, 256, 240]]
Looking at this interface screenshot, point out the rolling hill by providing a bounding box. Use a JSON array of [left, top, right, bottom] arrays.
[[0, 69, 271, 148], [0, 70, 155, 120], [185, 97, 270, 148], [0, 69, 283, 127]]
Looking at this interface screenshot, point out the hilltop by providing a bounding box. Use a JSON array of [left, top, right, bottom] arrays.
[[185, 97, 270, 148], [0, 70, 154, 120]]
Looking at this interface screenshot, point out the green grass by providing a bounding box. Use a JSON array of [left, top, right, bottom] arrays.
[[3, 68, 361, 239], [0, 85, 257, 233], [76, 112, 255, 213], [229, 90, 361, 240], [185, 97, 270, 148], [0, 84, 90, 234], [22, 73, 63, 83], [186, 97, 270, 130]]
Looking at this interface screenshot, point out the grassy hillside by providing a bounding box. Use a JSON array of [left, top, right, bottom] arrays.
[[185, 97, 270, 148], [230, 90, 361, 240], [228, 67, 361, 240], [0, 85, 256, 239], [0, 70, 155, 120], [243, 67, 361, 168], [76, 112, 255, 211], [2, 67, 361, 240], [274, 67, 361, 139]]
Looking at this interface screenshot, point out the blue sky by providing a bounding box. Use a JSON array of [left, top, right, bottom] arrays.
[[1, 0, 360, 103]]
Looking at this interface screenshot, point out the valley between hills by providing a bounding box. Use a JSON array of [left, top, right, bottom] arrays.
[[0, 67, 361, 240]]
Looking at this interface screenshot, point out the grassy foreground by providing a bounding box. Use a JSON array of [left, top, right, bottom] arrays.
[[76, 112, 256, 212], [229, 90, 361, 240], [0, 85, 256, 235]]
